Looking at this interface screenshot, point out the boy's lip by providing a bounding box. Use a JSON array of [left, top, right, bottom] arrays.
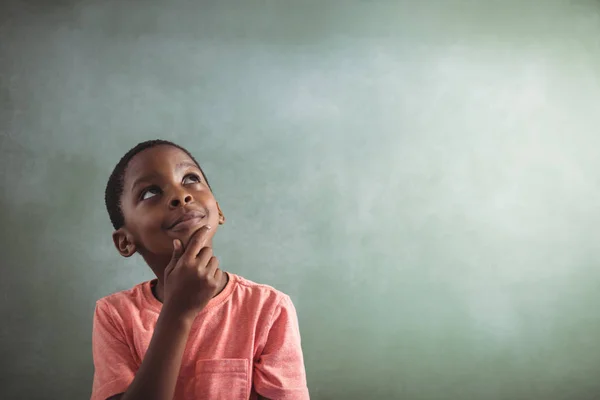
[[167, 209, 207, 231]]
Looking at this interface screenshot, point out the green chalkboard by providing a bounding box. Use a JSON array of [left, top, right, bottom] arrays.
[[2, 1, 600, 399]]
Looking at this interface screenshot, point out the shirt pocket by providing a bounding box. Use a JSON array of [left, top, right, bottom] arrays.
[[194, 358, 249, 400]]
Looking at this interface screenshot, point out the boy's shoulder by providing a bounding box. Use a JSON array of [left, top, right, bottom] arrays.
[[228, 273, 292, 308], [234, 273, 287, 296], [95, 280, 150, 313]]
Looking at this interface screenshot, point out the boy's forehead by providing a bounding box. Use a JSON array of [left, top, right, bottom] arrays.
[[124, 145, 196, 184]]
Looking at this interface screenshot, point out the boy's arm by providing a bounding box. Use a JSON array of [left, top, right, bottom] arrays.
[[97, 306, 193, 400], [253, 295, 310, 400], [117, 306, 194, 400]]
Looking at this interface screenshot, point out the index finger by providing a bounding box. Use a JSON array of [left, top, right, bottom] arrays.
[[182, 225, 212, 261]]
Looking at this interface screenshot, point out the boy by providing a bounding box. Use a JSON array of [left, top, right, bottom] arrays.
[[91, 140, 309, 400]]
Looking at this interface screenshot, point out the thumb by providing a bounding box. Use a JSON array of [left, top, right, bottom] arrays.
[[171, 239, 183, 261], [165, 239, 183, 277]]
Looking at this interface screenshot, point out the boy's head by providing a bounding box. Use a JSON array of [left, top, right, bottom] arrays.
[[105, 140, 224, 263]]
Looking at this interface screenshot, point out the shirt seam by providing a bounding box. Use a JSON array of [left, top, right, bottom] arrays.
[[256, 293, 286, 357], [96, 300, 129, 347]]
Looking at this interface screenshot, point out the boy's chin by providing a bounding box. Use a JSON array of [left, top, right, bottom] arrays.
[[147, 225, 215, 255], [184, 223, 215, 241], [169, 228, 212, 250]]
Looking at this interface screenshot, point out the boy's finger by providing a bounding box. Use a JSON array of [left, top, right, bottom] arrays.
[[183, 225, 212, 263], [195, 247, 213, 271]]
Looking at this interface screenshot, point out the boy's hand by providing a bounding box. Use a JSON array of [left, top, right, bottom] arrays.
[[162, 226, 222, 321]]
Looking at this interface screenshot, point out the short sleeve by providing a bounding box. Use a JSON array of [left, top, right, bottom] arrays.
[[253, 295, 310, 399], [90, 301, 137, 400]]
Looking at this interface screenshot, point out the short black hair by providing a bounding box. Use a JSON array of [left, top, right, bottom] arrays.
[[104, 139, 211, 230]]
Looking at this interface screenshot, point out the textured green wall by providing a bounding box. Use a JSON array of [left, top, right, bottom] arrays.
[[2, 1, 600, 399]]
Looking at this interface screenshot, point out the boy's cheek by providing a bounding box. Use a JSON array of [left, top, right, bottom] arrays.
[[138, 230, 177, 255]]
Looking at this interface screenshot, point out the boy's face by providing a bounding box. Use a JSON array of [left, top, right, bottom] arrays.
[[113, 145, 224, 258]]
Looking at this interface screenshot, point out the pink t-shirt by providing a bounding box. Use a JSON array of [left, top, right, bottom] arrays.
[[91, 273, 309, 400]]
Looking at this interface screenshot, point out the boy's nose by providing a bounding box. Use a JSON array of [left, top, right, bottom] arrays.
[[169, 191, 193, 208]]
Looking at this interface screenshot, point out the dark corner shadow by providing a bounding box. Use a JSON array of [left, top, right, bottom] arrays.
[[1, 0, 90, 27], [0, 152, 104, 399]]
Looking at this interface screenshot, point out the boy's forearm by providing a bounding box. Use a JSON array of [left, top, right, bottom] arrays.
[[121, 305, 193, 400]]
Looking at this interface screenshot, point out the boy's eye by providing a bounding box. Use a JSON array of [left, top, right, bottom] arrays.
[[140, 187, 160, 201], [182, 174, 201, 184]]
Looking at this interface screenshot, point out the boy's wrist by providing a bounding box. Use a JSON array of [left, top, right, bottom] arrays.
[[160, 302, 197, 328]]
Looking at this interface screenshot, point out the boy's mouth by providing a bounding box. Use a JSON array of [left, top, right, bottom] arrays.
[[167, 209, 207, 232]]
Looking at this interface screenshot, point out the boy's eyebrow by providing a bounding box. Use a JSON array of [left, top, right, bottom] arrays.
[[130, 161, 200, 192], [131, 173, 159, 192], [175, 161, 199, 171]]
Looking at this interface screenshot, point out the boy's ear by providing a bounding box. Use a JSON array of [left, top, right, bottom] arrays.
[[217, 202, 226, 225], [112, 228, 137, 258]]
